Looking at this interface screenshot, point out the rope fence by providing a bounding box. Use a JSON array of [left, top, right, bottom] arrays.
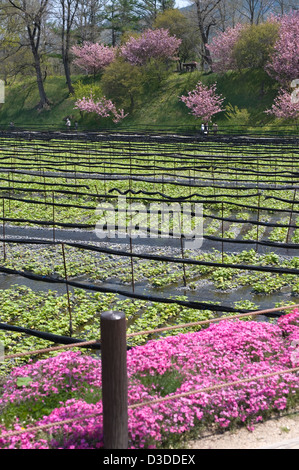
[[2, 302, 299, 361]]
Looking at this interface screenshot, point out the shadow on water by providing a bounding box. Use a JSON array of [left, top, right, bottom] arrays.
[[0, 274, 73, 296]]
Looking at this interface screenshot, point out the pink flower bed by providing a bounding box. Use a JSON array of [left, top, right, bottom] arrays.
[[1, 310, 299, 449]]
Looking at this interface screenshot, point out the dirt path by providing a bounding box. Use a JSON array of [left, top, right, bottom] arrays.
[[186, 407, 299, 449]]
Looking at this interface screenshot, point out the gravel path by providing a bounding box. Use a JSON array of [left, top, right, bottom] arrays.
[[187, 407, 299, 449]]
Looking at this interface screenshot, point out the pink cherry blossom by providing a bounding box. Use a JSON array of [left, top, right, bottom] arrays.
[[74, 94, 127, 123], [266, 11, 299, 85], [71, 42, 116, 75], [265, 86, 299, 119], [180, 82, 224, 123], [120, 28, 181, 66], [207, 23, 245, 73]]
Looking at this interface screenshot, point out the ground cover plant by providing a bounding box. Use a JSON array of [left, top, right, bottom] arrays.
[[0, 309, 299, 449]]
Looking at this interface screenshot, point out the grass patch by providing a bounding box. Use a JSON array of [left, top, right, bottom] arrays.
[[0, 69, 282, 131]]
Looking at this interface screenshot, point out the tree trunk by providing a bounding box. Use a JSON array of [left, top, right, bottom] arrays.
[[63, 53, 74, 94], [27, 26, 50, 109], [61, 0, 78, 95], [33, 49, 50, 109], [195, 1, 213, 72]]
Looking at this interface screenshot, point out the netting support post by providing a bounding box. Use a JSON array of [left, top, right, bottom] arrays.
[[101, 310, 128, 449]]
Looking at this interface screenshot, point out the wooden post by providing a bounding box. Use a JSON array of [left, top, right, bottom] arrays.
[[221, 202, 224, 263], [52, 191, 55, 242], [287, 189, 297, 243], [2, 198, 6, 261], [61, 243, 73, 337], [101, 311, 128, 449]]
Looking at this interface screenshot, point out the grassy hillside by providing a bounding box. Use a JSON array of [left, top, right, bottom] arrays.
[[0, 68, 287, 132], [123, 68, 280, 130]]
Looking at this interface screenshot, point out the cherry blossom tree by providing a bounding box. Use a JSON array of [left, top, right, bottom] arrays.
[[265, 85, 299, 120], [71, 42, 116, 75], [120, 28, 181, 66], [265, 11, 299, 85], [264, 12, 299, 121], [180, 82, 224, 123], [207, 23, 245, 73], [74, 94, 127, 123]]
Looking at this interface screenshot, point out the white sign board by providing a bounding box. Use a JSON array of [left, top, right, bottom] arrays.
[[0, 341, 4, 362], [0, 80, 4, 103]]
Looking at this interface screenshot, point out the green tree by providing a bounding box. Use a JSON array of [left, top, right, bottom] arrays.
[[100, 56, 144, 111], [5, 0, 51, 108], [104, 0, 140, 46], [0, 13, 33, 83], [153, 8, 199, 65], [232, 22, 280, 70], [136, 0, 175, 27], [59, 0, 80, 95]]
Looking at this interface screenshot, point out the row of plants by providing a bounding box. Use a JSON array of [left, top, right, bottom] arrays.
[[0, 192, 298, 247], [1, 241, 299, 296], [0, 138, 298, 186], [0, 146, 298, 231]]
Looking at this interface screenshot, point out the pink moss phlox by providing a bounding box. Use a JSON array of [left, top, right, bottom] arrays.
[[1, 310, 299, 448]]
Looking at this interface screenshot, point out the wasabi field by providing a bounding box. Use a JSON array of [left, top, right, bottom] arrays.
[[1, 131, 299, 449], [0, 133, 299, 354]]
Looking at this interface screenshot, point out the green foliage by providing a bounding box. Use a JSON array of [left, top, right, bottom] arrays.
[[136, 369, 185, 397], [72, 80, 103, 102], [140, 59, 171, 92], [232, 22, 280, 70], [225, 103, 251, 127], [0, 67, 281, 129], [153, 8, 199, 63], [16, 377, 33, 387], [101, 56, 144, 111], [1, 382, 101, 428]]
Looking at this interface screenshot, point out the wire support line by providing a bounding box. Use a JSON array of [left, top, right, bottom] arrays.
[[4, 340, 100, 359], [126, 303, 299, 338]]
